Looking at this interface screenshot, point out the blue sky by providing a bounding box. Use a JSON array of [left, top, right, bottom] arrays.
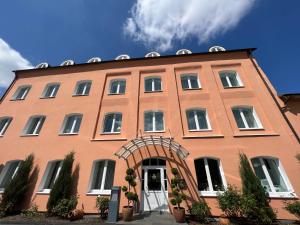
[[0, 0, 299, 97]]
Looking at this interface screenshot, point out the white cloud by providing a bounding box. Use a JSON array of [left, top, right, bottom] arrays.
[[0, 38, 32, 88], [124, 0, 256, 51]]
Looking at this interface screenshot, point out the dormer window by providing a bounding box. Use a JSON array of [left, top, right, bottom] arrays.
[[145, 52, 160, 58], [209, 46, 226, 52], [35, 62, 49, 69], [60, 60, 75, 66], [115, 55, 130, 60], [176, 49, 192, 55], [87, 57, 101, 63]]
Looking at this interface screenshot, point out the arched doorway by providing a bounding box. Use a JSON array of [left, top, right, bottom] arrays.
[[141, 158, 168, 212]]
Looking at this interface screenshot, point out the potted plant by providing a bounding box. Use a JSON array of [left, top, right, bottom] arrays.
[[170, 168, 187, 223], [121, 168, 138, 221], [96, 195, 109, 219]]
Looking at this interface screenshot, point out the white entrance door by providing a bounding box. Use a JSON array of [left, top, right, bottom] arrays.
[[141, 166, 168, 212]]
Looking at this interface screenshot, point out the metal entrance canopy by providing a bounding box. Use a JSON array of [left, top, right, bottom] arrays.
[[115, 135, 189, 160]]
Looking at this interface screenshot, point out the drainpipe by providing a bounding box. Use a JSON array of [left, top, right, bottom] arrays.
[[248, 52, 300, 143]]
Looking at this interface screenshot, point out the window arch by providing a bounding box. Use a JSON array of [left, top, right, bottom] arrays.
[[60, 60, 74, 66], [144, 76, 162, 92], [144, 110, 164, 132], [181, 74, 200, 89], [251, 156, 295, 197], [232, 106, 262, 129], [209, 46, 226, 52], [22, 115, 46, 136], [88, 160, 116, 195], [186, 108, 211, 131], [102, 112, 122, 133], [194, 157, 227, 195], [145, 52, 160, 58], [115, 54, 130, 60], [73, 80, 92, 96], [109, 79, 126, 94], [219, 71, 243, 88], [0, 160, 22, 191], [176, 49, 192, 55], [35, 62, 49, 69], [87, 57, 101, 63], [0, 116, 13, 136]]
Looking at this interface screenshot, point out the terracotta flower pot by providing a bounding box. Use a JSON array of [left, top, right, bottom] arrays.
[[173, 207, 185, 223], [122, 206, 134, 221], [219, 214, 230, 225]]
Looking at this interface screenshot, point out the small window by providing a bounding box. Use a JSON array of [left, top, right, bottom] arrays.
[[0, 117, 12, 136], [145, 52, 160, 58], [115, 54, 130, 60], [176, 49, 192, 55], [209, 46, 226, 52], [103, 113, 122, 134], [251, 157, 294, 197], [0, 160, 22, 191], [219, 71, 243, 88], [38, 160, 62, 193], [42, 83, 60, 98], [181, 74, 200, 90], [60, 60, 74, 66], [12, 85, 31, 100], [144, 111, 164, 132], [60, 114, 82, 134], [74, 81, 92, 96], [35, 62, 49, 69], [88, 160, 116, 195], [194, 158, 226, 195], [109, 80, 126, 95], [87, 57, 101, 63], [186, 109, 211, 131], [145, 77, 162, 92], [22, 115, 46, 135], [232, 106, 262, 129]]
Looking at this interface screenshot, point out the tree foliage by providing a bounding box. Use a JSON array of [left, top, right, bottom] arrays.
[[170, 168, 187, 209], [121, 168, 138, 208]]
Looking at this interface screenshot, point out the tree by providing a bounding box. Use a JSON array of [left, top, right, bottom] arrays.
[[239, 153, 276, 224], [121, 168, 138, 208], [0, 154, 34, 216], [47, 152, 75, 213], [170, 168, 187, 209]]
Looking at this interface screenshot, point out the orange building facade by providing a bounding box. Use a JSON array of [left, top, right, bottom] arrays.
[[0, 48, 299, 219]]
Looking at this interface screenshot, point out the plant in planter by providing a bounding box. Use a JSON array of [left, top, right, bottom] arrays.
[[189, 200, 210, 223], [96, 196, 109, 219], [121, 168, 138, 221], [170, 168, 187, 223]]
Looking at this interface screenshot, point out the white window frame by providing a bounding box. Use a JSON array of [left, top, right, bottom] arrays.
[[181, 74, 201, 90], [60, 113, 83, 135], [73, 80, 92, 96], [60, 60, 74, 66], [0, 117, 12, 136], [37, 160, 62, 194], [0, 160, 22, 192], [186, 108, 211, 131], [87, 160, 115, 195], [232, 106, 263, 130], [144, 76, 162, 92], [12, 85, 31, 100], [144, 110, 165, 132], [145, 52, 160, 57], [41, 83, 60, 98], [251, 157, 296, 198], [102, 112, 122, 134], [115, 54, 130, 60], [176, 49, 192, 55], [109, 79, 126, 95], [35, 62, 49, 69], [195, 157, 227, 196], [219, 71, 243, 88], [22, 115, 46, 136]]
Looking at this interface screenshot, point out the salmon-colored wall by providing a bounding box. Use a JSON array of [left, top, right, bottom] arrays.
[[282, 99, 300, 139], [0, 51, 299, 220]]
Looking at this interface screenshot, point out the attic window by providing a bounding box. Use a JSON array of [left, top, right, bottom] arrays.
[[60, 60, 75, 66], [145, 52, 160, 58], [35, 62, 49, 69], [87, 57, 101, 63], [176, 49, 192, 55], [209, 46, 226, 52], [115, 55, 130, 60]]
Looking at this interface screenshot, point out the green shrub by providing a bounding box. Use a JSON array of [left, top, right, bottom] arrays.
[[21, 203, 39, 218], [121, 168, 138, 208], [170, 168, 187, 209], [285, 201, 300, 220], [189, 201, 210, 223], [96, 196, 109, 218], [217, 185, 242, 217], [239, 153, 276, 224], [0, 154, 34, 216], [47, 152, 75, 214], [52, 196, 78, 218]]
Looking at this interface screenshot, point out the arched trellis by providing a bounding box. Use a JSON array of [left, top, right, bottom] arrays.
[[115, 135, 189, 160]]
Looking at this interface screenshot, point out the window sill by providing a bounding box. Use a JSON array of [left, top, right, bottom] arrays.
[[72, 94, 89, 97], [233, 133, 280, 137], [59, 133, 79, 136], [268, 192, 298, 199], [188, 129, 212, 132], [183, 134, 224, 139], [144, 90, 163, 93], [238, 127, 264, 131], [91, 138, 127, 141], [101, 132, 121, 135], [10, 98, 25, 101], [107, 93, 125, 96], [86, 190, 111, 196], [20, 134, 39, 137], [198, 191, 224, 197], [40, 96, 56, 99], [36, 190, 51, 195], [182, 88, 201, 91], [144, 130, 165, 133], [223, 85, 244, 89]]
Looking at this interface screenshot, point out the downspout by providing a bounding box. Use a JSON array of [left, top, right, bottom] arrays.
[[248, 52, 300, 143]]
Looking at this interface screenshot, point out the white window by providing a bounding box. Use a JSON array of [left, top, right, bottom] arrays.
[[60, 60, 74, 66], [109, 80, 126, 95], [181, 74, 200, 90], [103, 113, 122, 133], [12, 85, 31, 100], [35, 62, 49, 69], [186, 109, 211, 131], [38, 160, 62, 193], [232, 106, 262, 129], [22, 115, 46, 135], [209, 46, 226, 52], [219, 71, 243, 88], [144, 111, 164, 132], [73, 80, 92, 96], [251, 157, 295, 198], [87, 57, 101, 63], [176, 49, 192, 55], [145, 77, 162, 92], [0, 160, 22, 192], [42, 83, 60, 98], [87, 160, 116, 195], [194, 158, 227, 196], [60, 114, 82, 134], [115, 54, 130, 60], [0, 117, 12, 136], [145, 52, 160, 58]]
